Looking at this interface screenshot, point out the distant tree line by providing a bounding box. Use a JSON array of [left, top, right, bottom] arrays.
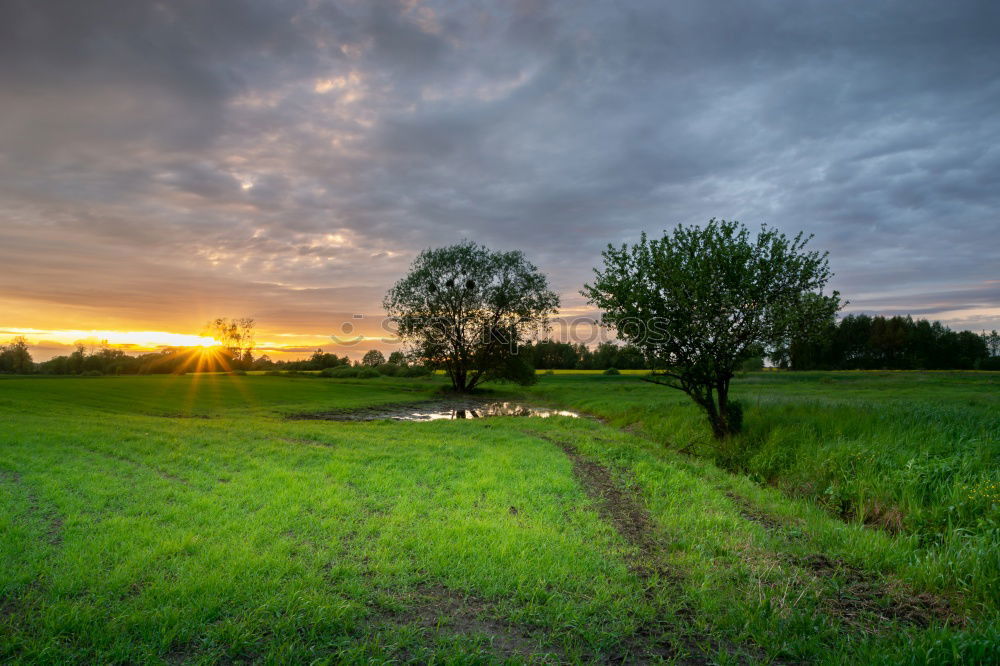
[[775, 315, 998, 371], [3, 317, 998, 377], [35, 345, 230, 375], [518, 340, 648, 370]]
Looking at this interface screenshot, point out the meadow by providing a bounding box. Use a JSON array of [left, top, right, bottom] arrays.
[[1, 371, 997, 664]]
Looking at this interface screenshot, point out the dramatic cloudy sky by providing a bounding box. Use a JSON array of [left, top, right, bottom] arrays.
[[2, 0, 998, 359]]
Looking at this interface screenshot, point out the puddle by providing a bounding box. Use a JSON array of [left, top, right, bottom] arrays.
[[291, 400, 581, 422]]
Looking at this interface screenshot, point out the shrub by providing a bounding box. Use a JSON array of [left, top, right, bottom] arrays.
[[229, 369, 247, 376], [490, 355, 537, 386], [979, 357, 1000, 371], [362, 349, 386, 367], [322, 366, 382, 379], [375, 363, 400, 376], [322, 366, 357, 378], [264, 370, 282, 376], [81, 369, 103, 377], [603, 367, 621, 375], [400, 365, 432, 378]]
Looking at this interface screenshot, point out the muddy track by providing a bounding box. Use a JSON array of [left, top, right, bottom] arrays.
[[591, 418, 966, 635], [531, 433, 675, 584], [522, 430, 749, 665]]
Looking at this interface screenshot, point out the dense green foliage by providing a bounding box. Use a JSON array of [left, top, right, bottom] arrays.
[[584, 219, 839, 438], [384, 241, 559, 392], [778, 314, 995, 370], [0, 336, 32, 374], [361, 349, 386, 367], [1, 372, 997, 663]]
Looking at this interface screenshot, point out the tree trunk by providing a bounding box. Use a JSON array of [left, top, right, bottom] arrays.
[[454, 367, 468, 392], [713, 377, 738, 438]]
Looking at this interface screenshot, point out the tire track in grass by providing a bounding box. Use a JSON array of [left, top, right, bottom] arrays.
[[521, 429, 752, 665], [724, 490, 965, 632], [571, 413, 967, 637]]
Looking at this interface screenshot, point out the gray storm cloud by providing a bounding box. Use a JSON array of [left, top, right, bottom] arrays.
[[1, 0, 998, 353]]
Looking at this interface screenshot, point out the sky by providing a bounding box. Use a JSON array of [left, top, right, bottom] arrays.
[[2, 0, 998, 361]]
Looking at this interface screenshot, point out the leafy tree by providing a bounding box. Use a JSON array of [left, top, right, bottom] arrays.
[[384, 241, 559, 392], [308, 349, 346, 370], [387, 350, 407, 366], [68, 344, 86, 374], [0, 336, 33, 374], [251, 354, 273, 370], [206, 317, 256, 368], [983, 330, 1000, 357], [362, 349, 386, 367], [584, 219, 839, 439]]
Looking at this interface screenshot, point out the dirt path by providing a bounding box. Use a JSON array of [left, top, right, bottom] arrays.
[[529, 432, 675, 584], [521, 429, 747, 665]]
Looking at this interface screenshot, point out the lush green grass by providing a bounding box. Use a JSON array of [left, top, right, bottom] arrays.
[[1, 373, 997, 663], [528, 371, 1000, 605]]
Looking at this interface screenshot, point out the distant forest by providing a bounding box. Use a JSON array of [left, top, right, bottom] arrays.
[[775, 314, 999, 371], [1, 314, 998, 375], [521, 314, 999, 371]]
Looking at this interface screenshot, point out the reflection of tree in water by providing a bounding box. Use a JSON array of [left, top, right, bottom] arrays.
[[448, 403, 571, 420]]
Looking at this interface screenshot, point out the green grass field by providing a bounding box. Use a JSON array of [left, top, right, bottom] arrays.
[[1, 372, 997, 663]]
